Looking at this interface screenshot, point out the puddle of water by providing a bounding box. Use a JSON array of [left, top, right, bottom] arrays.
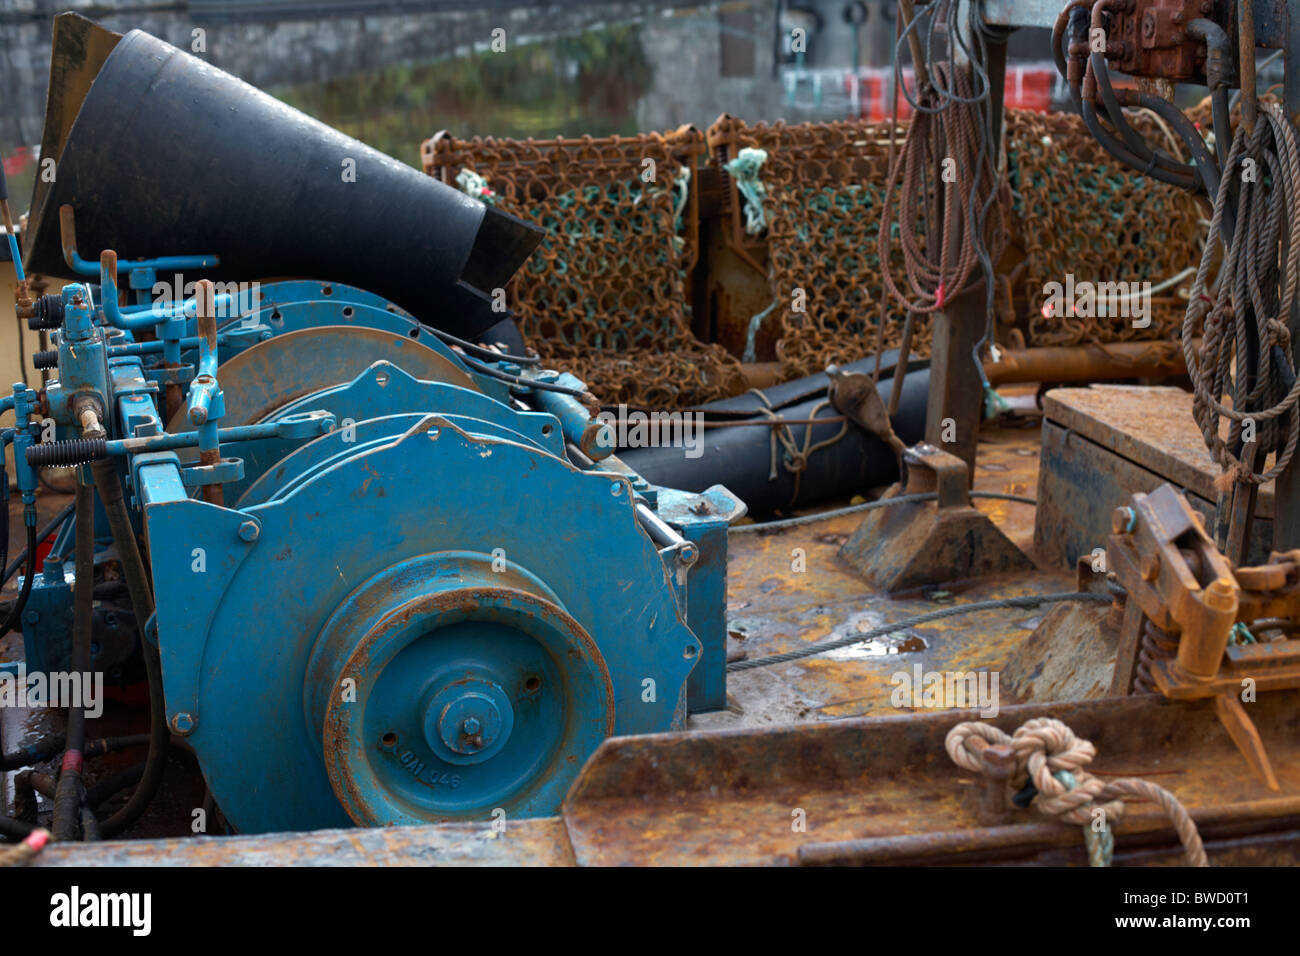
[[821, 611, 929, 660]]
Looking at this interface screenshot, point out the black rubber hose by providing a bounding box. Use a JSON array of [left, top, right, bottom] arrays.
[[3, 501, 75, 585], [26, 438, 108, 468], [1089, 52, 1199, 179], [1125, 89, 1223, 200], [427, 325, 540, 366], [459, 353, 591, 397], [79, 805, 101, 841], [0, 526, 36, 638], [1211, 86, 1232, 169], [0, 815, 36, 841], [51, 480, 93, 840], [0, 732, 151, 772], [1187, 19, 1232, 169], [1081, 100, 1201, 190], [1061, 11, 1197, 190], [85, 763, 145, 810], [90, 459, 166, 838]]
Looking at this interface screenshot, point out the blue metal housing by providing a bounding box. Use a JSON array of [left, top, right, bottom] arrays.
[[19, 275, 741, 833]]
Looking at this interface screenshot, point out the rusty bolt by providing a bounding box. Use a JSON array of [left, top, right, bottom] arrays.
[[1112, 506, 1137, 534], [170, 712, 197, 736], [1172, 12, 1185, 25], [1200, 0, 1211, 11], [1140, 552, 1161, 582], [1204, 576, 1238, 611]]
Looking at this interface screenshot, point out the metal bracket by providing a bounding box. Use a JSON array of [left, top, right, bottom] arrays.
[[840, 442, 1033, 591]]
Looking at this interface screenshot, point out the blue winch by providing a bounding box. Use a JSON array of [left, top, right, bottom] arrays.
[[11, 236, 740, 833]]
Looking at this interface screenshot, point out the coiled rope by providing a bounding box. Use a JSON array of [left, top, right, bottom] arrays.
[[946, 717, 1208, 866], [1183, 101, 1300, 487]]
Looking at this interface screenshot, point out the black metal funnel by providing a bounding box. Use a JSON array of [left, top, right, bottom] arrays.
[[25, 14, 543, 340]]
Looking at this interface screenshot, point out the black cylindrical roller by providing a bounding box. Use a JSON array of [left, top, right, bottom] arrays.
[[620, 359, 930, 517], [32, 349, 59, 370]]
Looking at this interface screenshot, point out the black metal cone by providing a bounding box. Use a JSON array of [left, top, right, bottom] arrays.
[[25, 18, 543, 340]]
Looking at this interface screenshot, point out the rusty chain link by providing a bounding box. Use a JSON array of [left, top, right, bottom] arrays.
[[423, 128, 745, 406]]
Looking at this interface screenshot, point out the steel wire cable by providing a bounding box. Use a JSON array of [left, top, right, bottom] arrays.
[[729, 489, 1036, 533], [1182, 102, 1300, 485], [729, 592, 1110, 672]]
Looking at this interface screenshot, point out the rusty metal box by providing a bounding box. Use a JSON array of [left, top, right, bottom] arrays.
[[1034, 385, 1274, 568]]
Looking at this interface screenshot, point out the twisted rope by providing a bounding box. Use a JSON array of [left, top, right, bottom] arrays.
[[1182, 102, 1300, 486], [0, 828, 49, 867], [946, 717, 1208, 866]]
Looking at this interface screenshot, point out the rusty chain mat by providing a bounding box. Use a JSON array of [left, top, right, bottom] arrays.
[[423, 111, 1208, 402], [422, 127, 745, 406], [707, 113, 925, 381], [1004, 108, 1206, 347], [710, 110, 1207, 379]]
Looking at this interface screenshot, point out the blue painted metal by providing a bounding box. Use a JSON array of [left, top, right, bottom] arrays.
[[531, 371, 614, 460], [23, 272, 739, 834]]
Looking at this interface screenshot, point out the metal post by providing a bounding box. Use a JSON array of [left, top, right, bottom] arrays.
[[923, 24, 1008, 480]]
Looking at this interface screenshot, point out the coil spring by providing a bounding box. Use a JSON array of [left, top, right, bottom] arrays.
[[1134, 619, 1179, 693], [32, 349, 58, 371], [26, 439, 107, 468], [27, 294, 64, 331]]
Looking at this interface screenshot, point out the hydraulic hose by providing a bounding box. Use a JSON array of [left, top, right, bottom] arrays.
[[0, 732, 150, 772], [90, 458, 167, 838], [3, 501, 75, 585], [0, 527, 35, 638], [50, 480, 94, 840]]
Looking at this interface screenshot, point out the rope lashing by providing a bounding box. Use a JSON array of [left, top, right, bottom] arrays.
[[946, 717, 1208, 867], [726, 147, 769, 236], [746, 390, 847, 505]]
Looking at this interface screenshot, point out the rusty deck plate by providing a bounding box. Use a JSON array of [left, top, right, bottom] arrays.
[[24, 421, 1300, 864]]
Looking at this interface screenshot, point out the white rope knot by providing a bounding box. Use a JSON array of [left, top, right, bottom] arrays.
[[1009, 718, 1124, 827], [945, 716, 1208, 866]]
